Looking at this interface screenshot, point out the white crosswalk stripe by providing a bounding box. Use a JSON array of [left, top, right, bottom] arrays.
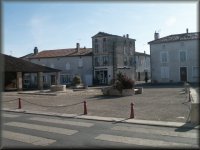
[[112, 126, 198, 139], [29, 117, 94, 127], [95, 134, 196, 148], [5, 122, 78, 135], [3, 114, 20, 118], [3, 130, 56, 146]]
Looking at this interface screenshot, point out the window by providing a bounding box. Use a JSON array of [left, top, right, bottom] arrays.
[[160, 52, 168, 63], [129, 57, 134, 66], [78, 59, 83, 68], [124, 57, 128, 66], [66, 63, 70, 70], [161, 66, 169, 79], [60, 74, 73, 84], [180, 51, 187, 62], [94, 39, 98, 53], [123, 46, 126, 55], [103, 38, 107, 52], [193, 67, 199, 77], [102, 56, 109, 66], [94, 57, 100, 66]]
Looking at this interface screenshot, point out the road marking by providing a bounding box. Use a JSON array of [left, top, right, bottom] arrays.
[[95, 134, 195, 147], [3, 130, 56, 146], [5, 122, 78, 135], [112, 126, 198, 139], [29, 117, 94, 127], [2, 114, 20, 118]]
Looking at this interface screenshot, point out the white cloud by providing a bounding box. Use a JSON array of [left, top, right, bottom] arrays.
[[165, 16, 177, 27]]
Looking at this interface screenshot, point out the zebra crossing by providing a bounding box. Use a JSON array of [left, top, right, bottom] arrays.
[[2, 112, 199, 148]]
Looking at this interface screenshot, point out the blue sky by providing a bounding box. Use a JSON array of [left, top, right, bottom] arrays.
[[3, 1, 198, 57]]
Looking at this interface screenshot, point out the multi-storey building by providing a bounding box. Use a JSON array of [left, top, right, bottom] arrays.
[[135, 51, 151, 81], [148, 29, 199, 83], [92, 32, 136, 85]]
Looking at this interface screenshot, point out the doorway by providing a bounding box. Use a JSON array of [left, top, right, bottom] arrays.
[[95, 70, 108, 85], [180, 67, 187, 82]]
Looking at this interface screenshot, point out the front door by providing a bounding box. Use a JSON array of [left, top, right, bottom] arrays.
[[180, 67, 187, 82], [95, 70, 108, 85]]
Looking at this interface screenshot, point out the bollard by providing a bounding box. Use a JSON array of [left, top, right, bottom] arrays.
[[83, 101, 87, 115], [18, 98, 21, 109], [189, 90, 191, 102], [130, 102, 134, 118]]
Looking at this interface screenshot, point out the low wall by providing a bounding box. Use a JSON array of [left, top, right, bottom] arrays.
[[50, 85, 66, 92]]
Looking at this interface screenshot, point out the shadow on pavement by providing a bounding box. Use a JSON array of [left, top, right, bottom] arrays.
[[175, 122, 199, 132]]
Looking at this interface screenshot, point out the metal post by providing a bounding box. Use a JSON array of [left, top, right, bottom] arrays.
[[18, 98, 21, 109], [84, 101, 87, 115], [130, 102, 134, 118]]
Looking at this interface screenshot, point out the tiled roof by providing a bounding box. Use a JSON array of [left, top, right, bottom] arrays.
[[29, 48, 92, 59], [148, 32, 199, 44], [1, 53, 60, 73]]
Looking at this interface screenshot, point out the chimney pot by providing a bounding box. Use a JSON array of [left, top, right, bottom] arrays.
[[34, 47, 38, 55], [186, 28, 189, 33], [154, 31, 159, 40], [126, 34, 129, 38], [76, 43, 80, 51]]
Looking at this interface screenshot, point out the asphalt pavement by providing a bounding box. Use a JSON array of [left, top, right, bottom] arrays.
[[1, 111, 199, 149]]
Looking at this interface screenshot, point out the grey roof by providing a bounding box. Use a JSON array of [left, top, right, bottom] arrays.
[[135, 52, 150, 56], [92, 32, 136, 40], [148, 32, 199, 44], [1, 53, 61, 73]]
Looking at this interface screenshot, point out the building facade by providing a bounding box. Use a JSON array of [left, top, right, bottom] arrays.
[[148, 30, 199, 83], [135, 51, 150, 81], [23, 44, 93, 87], [92, 32, 136, 85]]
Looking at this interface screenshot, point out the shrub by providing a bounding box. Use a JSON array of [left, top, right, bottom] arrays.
[[72, 76, 81, 85], [113, 72, 134, 92]]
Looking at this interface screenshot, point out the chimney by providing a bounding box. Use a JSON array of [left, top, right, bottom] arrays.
[[76, 43, 80, 51], [34, 47, 38, 55], [154, 31, 159, 40], [126, 34, 129, 38], [144, 51, 146, 54], [84, 46, 86, 49], [123, 35, 125, 37], [186, 28, 189, 33]]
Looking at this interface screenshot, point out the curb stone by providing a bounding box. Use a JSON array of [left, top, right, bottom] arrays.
[[2, 108, 199, 129]]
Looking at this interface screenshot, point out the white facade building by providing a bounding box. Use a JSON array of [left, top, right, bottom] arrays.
[[22, 43, 93, 87], [148, 30, 199, 83], [135, 51, 151, 81]]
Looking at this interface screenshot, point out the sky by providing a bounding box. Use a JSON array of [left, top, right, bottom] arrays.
[[2, 1, 198, 57]]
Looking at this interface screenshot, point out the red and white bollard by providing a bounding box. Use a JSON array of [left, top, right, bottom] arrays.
[[83, 101, 87, 115], [18, 98, 22, 109], [130, 102, 134, 118]]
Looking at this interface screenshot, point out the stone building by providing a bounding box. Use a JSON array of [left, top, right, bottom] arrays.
[[135, 51, 151, 81], [22, 44, 93, 87], [92, 32, 136, 85], [148, 29, 199, 83]]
